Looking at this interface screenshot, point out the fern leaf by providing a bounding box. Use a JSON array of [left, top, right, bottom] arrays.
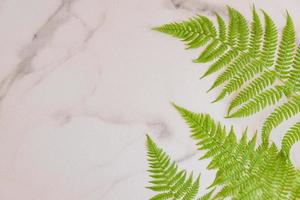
[[262, 96, 300, 144], [194, 40, 226, 63], [296, 172, 300, 198], [286, 45, 300, 92], [274, 13, 296, 80], [211, 8, 263, 102], [182, 175, 200, 200], [216, 10, 276, 99], [228, 70, 276, 114], [154, 7, 281, 110], [173, 105, 299, 199], [153, 16, 214, 49], [194, 14, 229, 63], [217, 11, 278, 99], [225, 7, 249, 50], [227, 86, 284, 118], [227, 7, 239, 48], [235, 8, 250, 51], [216, 14, 226, 41], [208, 53, 251, 92], [212, 7, 262, 98], [197, 190, 214, 200], [213, 59, 265, 102], [260, 11, 278, 67], [146, 135, 201, 199], [213, 10, 279, 109], [281, 122, 300, 156], [199, 12, 239, 76], [201, 49, 238, 78], [152, 7, 300, 198], [249, 6, 263, 56]]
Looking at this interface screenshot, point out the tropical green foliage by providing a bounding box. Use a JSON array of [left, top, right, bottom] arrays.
[[146, 134, 214, 200], [153, 6, 300, 147], [147, 5, 300, 199], [146, 105, 300, 199]]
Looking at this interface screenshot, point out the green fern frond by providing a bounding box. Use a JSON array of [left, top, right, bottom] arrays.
[[274, 12, 296, 80], [154, 6, 300, 147], [151, 5, 300, 199], [209, 54, 252, 93], [173, 104, 299, 199], [146, 135, 201, 199], [286, 45, 300, 93], [227, 86, 284, 118], [259, 10, 278, 67], [197, 190, 214, 200], [200, 49, 238, 79], [211, 11, 278, 102], [193, 14, 227, 64], [296, 172, 300, 198], [228, 70, 276, 114], [281, 122, 300, 156], [153, 14, 218, 50], [262, 95, 300, 144], [154, 6, 279, 100], [213, 11, 277, 103], [213, 59, 266, 103], [226, 7, 239, 48], [249, 6, 263, 56]]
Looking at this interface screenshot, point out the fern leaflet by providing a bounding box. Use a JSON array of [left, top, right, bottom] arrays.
[[173, 105, 300, 199], [146, 135, 201, 199], [154, 6, 300, 146]]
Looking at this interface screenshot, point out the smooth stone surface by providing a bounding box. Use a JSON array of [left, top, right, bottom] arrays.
[[0, 0, 300, 199]]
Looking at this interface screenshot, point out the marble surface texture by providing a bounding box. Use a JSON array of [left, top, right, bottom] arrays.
[[1, 0, 300, 199]]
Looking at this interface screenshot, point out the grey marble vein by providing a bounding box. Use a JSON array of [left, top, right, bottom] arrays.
[[169, 0, 227, 16], [15, 3, 106, 100], [146, 120, 171, 139], [0, 0, 77, 102], [176, 150, 197, 163], [71, 11, 106, 43]]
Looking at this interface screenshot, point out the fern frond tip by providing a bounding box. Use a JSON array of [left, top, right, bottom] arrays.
[[200, 72, 209, 80], [206, 86, 215, 93], [151, 26, 163, 32], [171, 102, 181, 111], [146, 134, 154, 149]]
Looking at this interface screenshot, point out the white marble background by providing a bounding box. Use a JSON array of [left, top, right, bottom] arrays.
[[0, 0, 300, 199]]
